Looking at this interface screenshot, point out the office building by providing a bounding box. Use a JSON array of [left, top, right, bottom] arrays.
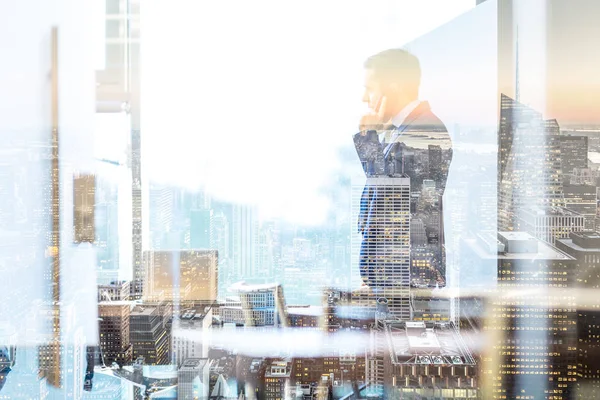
[[264, 359, 293, 400], [571, 168, 600, 186], [498, 95, 565, 231], [172, 306, 213, 367], [233, 282, 289, 327], [518, 206, 585, 244], [351, 177, 411, 319], [95, 170, 133, 285], [410, 288, 451, 323], [190, 208, 212, 249], [563, 183, 597, 230], [231, 204, 256, 278], [555, 232, 600, 395], [129, 303, 171, 365], [144, 250, 218, 303], [217, 296, 245, 325], [148, 184, 174, 250], [470, 232, 577, 399], [210, 212, 230, 264], [177, 358, 210, 400], [73, 173, 95, 243], [428, 145, 443, 182], [287, 305, 320, 329], [560, 135, 588, 179], [97, 280, 130, 302], [98, 301, 133, 366]]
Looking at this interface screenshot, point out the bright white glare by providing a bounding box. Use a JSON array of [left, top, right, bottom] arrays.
[[92, 0, 106, 70], [141, 0, 474, 225]]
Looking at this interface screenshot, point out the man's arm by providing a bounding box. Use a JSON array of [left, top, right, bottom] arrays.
[[353, 130, 385, 177]]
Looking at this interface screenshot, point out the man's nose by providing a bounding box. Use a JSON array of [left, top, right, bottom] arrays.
[[362, 92, 369, 103]]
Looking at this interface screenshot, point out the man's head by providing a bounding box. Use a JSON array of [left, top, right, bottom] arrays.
[[362, 49, 421, 120]]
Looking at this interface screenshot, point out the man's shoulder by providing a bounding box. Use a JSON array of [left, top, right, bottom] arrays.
[[410, 107, 448, 133]]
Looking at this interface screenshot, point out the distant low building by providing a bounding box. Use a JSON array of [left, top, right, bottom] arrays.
[[287, 305, 321, 328], [232, 282, 289, 327]]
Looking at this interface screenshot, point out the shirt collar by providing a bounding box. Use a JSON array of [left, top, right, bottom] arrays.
[[390, 100, 421, 128]]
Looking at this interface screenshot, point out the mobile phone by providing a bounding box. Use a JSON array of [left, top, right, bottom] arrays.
[[374, 95, 387, 115]]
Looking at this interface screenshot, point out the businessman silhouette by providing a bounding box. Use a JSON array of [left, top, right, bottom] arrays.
[[354, 49, 452, 296]]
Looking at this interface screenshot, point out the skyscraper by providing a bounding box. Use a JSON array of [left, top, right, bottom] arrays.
[[564, 182, 597, 230], [477, 232, 577, 399], [95, 172, 133, 285], [351, 177, 411, 319], [518, 205, 585, 244], [555, 232, 600, 395], [498, 95, 565, 231], [129, 303, 171, 365], [97, 281, 133, 367], [190, 208, 212, 249], [263, 359, 293, 400], [98, 301, 133, 367], [172, 306, 213, 367], [148, 184, 174, 250], [427, 145, 443, 182], [560, 135, 588, 180], [73, 174, 95, 244], [231, 204, 256, 278], [211, 211, 230, 295]]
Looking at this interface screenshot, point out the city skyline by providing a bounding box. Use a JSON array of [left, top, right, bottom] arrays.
[[4, 0, 600, 398]]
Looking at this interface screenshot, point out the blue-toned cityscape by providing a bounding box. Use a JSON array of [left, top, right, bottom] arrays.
[[3, 0, 600, 399]]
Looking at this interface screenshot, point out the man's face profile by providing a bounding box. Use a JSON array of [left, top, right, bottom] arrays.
[[363, 68, 385, 113], [362, 67, 407, 122]]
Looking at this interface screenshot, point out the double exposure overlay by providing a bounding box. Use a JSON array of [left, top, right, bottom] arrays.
[[2, 0, 600, 399]]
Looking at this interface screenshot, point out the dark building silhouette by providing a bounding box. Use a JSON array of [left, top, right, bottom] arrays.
[[556, 232, 600, 396], [129, 303, 171, 365], [560, 135, 588, 179], [466, 232, 577, 399]]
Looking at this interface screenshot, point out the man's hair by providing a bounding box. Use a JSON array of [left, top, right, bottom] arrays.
[[364, 48, 421, 96]]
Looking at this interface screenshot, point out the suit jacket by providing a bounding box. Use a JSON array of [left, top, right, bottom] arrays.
[[353, 101, 452, 287]]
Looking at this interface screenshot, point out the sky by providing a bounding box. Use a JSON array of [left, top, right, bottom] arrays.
[[138, 0, 475, 225]]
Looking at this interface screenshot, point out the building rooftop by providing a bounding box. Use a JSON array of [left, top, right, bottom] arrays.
[[557, 231, 600, 252], [287, 305, 322, 317], [130, 305, 158, 316], [98, 300, 136, 307], [180, 358, 208, 370], [265, 359, 292, 378], [384, 321, 475, 366], [467, 232, 574, 261], [521, 205, 582, 216], [230, 281, 282, 293], [498, 231, 534, 241], [179, 304, 213, 320]]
